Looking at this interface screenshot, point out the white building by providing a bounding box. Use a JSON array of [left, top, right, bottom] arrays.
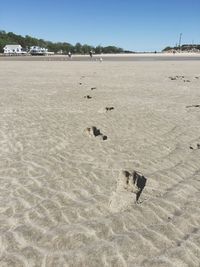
[[3, 44, 23, 54], [30, 46, 48, 55]]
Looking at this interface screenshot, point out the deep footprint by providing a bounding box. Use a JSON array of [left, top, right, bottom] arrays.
[[84, 126, 107, 140], [120, 170, 147, 203], [105, 107, 114, 112], [84, 95, 92, 99]]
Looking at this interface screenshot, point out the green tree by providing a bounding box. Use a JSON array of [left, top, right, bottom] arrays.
[[0, 30, 127, 54], [74, 42, 82, 54], [95, 45, 102, 54]]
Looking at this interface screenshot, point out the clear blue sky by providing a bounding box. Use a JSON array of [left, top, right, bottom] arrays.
[[1, 0, 199, 51]]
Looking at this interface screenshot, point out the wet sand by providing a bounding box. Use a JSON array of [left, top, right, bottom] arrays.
[[1, 53, 200, 62], [0, 60, 200, 266]]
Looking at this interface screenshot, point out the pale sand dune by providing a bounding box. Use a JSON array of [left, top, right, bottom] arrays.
[[0, 60, 200, 267]]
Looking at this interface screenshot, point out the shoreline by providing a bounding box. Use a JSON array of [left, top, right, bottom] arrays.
[[1, 52, 200, 61]]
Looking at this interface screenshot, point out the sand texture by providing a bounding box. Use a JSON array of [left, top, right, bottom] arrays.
[[0, 60, 200, 266]]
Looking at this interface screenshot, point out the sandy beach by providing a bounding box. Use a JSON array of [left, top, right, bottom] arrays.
[[0, 59, 200, 266]]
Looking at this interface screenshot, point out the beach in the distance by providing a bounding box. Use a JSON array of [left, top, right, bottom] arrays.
[[1, 52, 200, 62], [0, 59, 200, 266]]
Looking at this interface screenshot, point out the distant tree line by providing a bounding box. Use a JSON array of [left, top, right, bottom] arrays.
[[163, 44, 200, 52], [0, 30, 127, 54]]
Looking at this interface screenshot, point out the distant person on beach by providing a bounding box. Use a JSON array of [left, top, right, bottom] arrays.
[[89, 50, 93, 58], [68, 51, 72, 58]]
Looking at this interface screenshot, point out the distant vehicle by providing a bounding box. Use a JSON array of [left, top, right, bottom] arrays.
[[30, 46, 48, 55]]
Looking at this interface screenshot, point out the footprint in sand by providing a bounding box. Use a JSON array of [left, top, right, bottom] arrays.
[[186, 104, 200, 108], [84, 126, 107, 140], [169, 76, 177, 80], [169, 75, 184, 80], [84, 95, 92, 99], [169, 75, 187, 81], [109, 170, 147, 212], [105, 107, 114, 112], [189, 144, 200, 150], [98, 107, 115, 113]]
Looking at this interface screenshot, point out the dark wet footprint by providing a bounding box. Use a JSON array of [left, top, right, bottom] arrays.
[[169, 76, 177, 80], [84, 126, 107, 140], [102, 135, 107, 140], [169, 76, 185, 81], [84, 95, 92, 99], [189, 144, 200, 150], [105, 107, 114, 112], [186, 104, 200, 108]]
